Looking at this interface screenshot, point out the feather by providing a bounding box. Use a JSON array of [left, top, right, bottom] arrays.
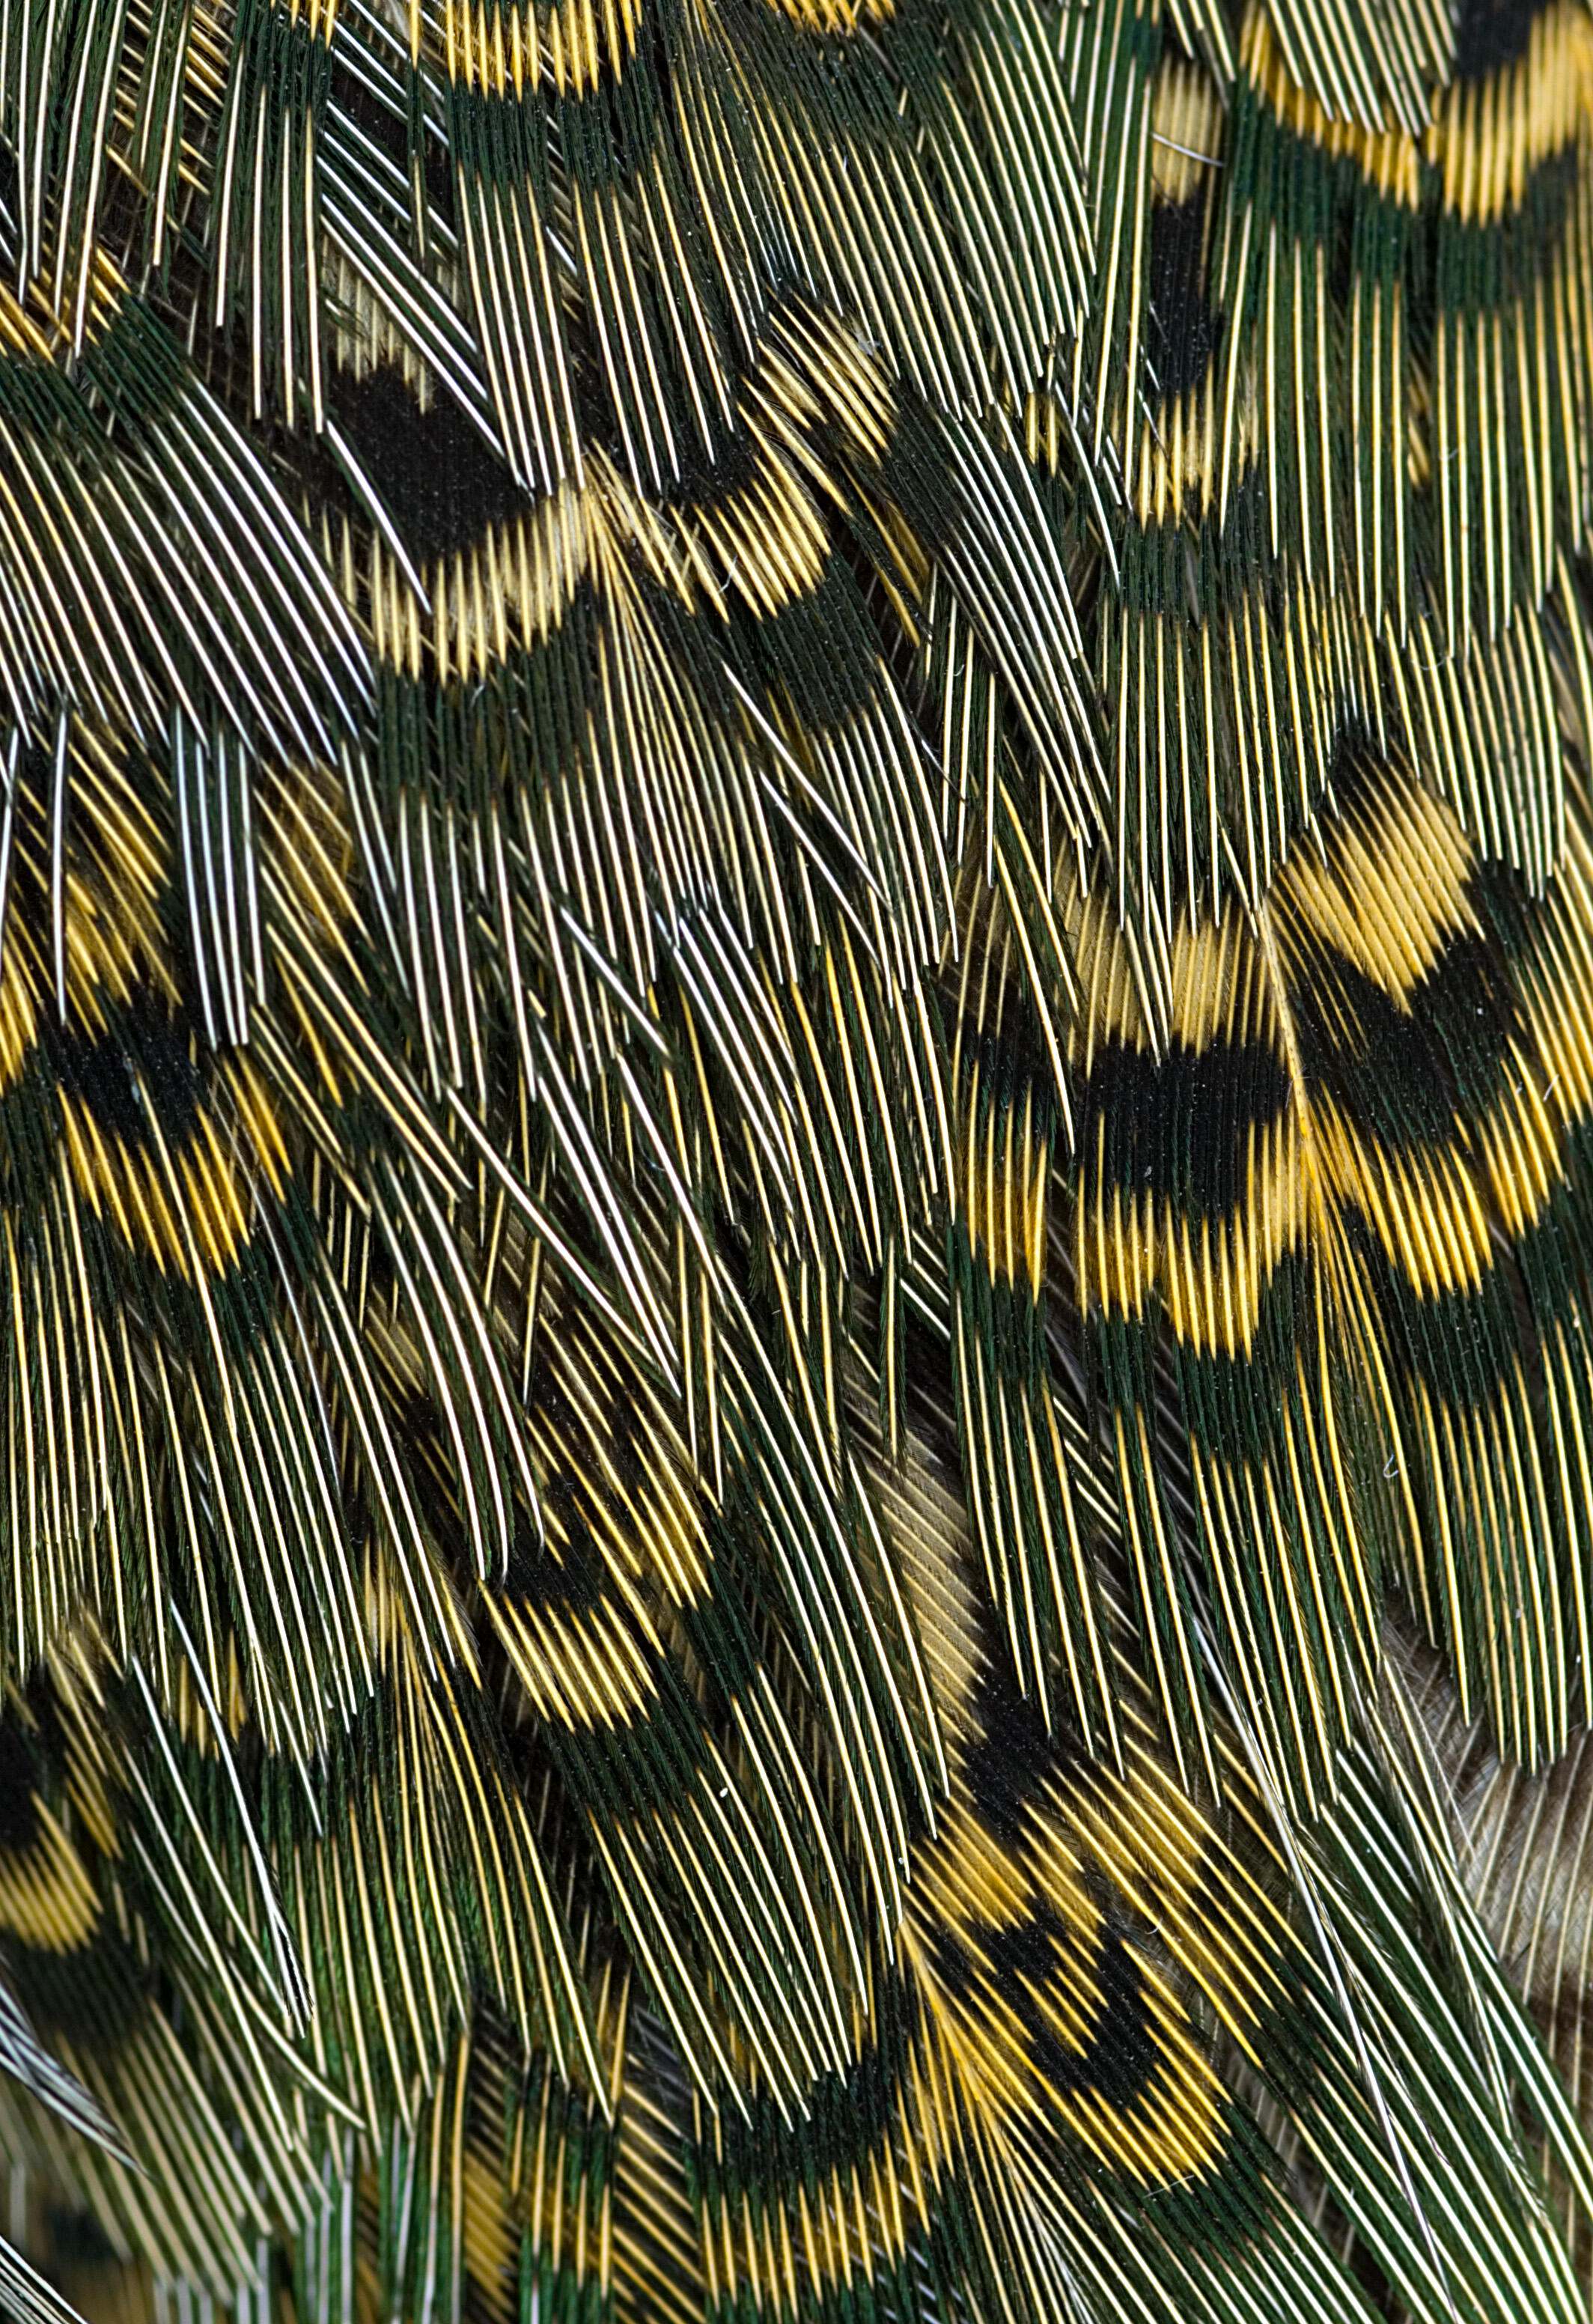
[[4, 0, 1593, 2316]]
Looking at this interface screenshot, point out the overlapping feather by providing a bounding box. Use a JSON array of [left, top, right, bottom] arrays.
[[0, 0, 1589, 2314]]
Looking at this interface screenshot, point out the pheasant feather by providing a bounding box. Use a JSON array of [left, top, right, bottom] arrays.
[[0, 0, 1592, 2315]]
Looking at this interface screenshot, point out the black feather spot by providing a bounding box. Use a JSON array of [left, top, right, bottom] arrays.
[[963, 1654, 1079, 1846], [0, 1721, 38, 1853], [1076, 1040, 1291, 1217], [56, 1006, 202, 1148], [333, 368, 531, 565], [44, 2206, 120, 2266], [928, 1923, 979, 1998], [1454, 0, 1544, 79], [503, 1504, 606, 1616], [3, 1926, 138, 2043], [1145, 196, 1216, 404], [656, 421, 759, 514], [1291, 934, 1517, 1145], [986, 1907, 1159, 2108]]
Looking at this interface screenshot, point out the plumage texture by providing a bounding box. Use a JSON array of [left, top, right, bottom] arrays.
[[1, 0, 1593, 2314]]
